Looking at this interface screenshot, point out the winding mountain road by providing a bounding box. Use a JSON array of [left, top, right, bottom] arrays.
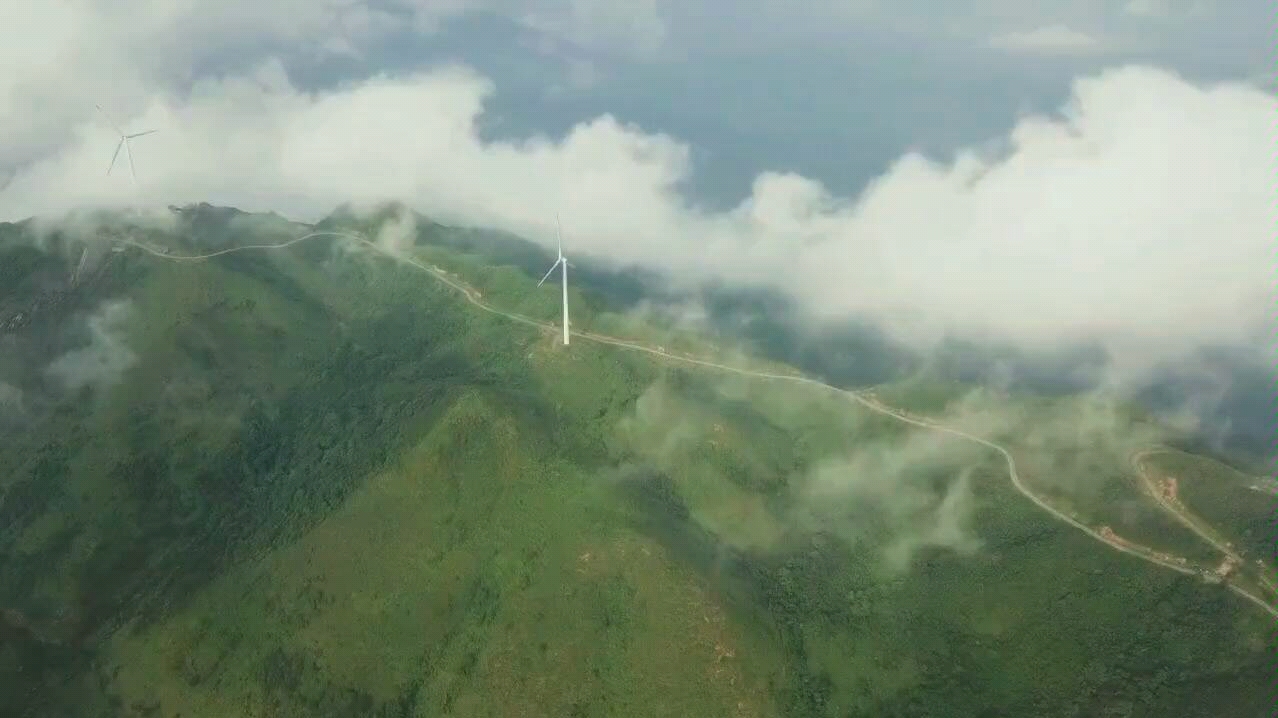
[[1131, 449, 1278, 608], [115, 228, 1278, 620], [1131, 449, 1240, 560]]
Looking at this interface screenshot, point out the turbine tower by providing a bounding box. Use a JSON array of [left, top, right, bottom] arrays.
[[96, 104, 156, 186], [537, 214, 571, 345]]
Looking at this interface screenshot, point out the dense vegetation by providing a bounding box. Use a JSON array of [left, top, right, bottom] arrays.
[[0, 206, 1272, 717], [1149, 450, 1275, 566], [387, 207, 1275, 471]]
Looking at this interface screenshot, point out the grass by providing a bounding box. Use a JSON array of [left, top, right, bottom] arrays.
[[104, 391, 781, 717], [1, 209, 1274, 717], [1144, 449, 1275, 565]]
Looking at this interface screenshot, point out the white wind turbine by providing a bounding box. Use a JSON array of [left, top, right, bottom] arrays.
[[96, 104, 157, 186], [537, 214, 572, 345]]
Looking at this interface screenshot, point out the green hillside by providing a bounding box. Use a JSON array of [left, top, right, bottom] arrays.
[[0, 207, 1272, 718], [1145, 449, 1276, 566], [868, 380, 1231, 567]]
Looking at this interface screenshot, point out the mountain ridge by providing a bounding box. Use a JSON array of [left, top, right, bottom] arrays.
[[0, 204, 1272, 717]]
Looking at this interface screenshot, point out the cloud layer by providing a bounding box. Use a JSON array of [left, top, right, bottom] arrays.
[[45, 300, 139, 393], [1, 0, 1272, 386], [987, 25, 1105, 55], [4, 58, 1271, 375]]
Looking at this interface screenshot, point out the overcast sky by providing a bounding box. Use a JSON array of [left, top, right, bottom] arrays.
[[0, 0, 1272, 376]]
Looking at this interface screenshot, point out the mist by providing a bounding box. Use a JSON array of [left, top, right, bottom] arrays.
[[374, 206, 419, 255], [44, 299, 138, 393], [0, 0, 1268, 464], [2, 63, 1270, 386], [795, 429, 985, 575], [0, 382, 22, 417], [619, 373, 994, 573]]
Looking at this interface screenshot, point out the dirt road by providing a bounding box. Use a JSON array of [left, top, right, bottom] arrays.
[[117, 228, 1278, 620]]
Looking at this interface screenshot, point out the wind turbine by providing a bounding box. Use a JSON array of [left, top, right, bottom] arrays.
[[537, 214, 572, 345], [96, 104, 156, 186]]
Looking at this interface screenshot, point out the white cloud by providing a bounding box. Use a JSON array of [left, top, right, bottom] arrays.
[[375, 204, 419, 253], [800, 430, 985, 572], [1244, 69, 1274, 92], [0, 0, 407, 171], [987, 24, 1104, 55], [518, 0, 668, 57], [1123, 0, 1169, 18], [0, 0, 1271, 392], [0, 0, 677, 175], [45, 300, 138, 392]]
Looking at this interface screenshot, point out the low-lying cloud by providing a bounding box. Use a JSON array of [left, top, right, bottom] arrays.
[[374, 206, 419, 255], [987, 25, 1105, 55], [621, 375, 992, 571], [791, 381, 1173, 568], [0, 382, 22, 415], [45, 300, 138, 393], [797, 430, 985, 573], [1, 59, 1271, 396]]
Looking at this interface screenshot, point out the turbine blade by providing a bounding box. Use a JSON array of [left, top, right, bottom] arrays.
[[124, 139, 138, 185], [537, 260, 560, 287], [555, 213, 563, 260], [95, 104, 123, 135], [107, 138, 124, 175], [126, 129, 157, 139]]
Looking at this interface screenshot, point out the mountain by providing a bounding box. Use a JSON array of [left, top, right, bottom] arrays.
[[363, 208, 1274, 473], [0, 205, 1272, 717]]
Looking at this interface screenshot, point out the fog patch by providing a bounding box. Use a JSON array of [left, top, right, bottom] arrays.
[[0, 382, 23, 415], [27, 206, 179, 251], [374, 205, 417, 255], [794, 423, 986, 574], [45, 300, 138, 392], [615, 379, 707, 463]]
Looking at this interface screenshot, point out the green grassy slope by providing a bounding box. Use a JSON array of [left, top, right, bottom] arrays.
[[868, 379, 1228, 566], [0, 209, 1272, 718], [1145, 450, 1276, 566]]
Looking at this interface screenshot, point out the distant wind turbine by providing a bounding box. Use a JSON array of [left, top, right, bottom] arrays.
[[537, 214, 572, 346], [95, 104, 156, 186], [72, 247, 88, 286]]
